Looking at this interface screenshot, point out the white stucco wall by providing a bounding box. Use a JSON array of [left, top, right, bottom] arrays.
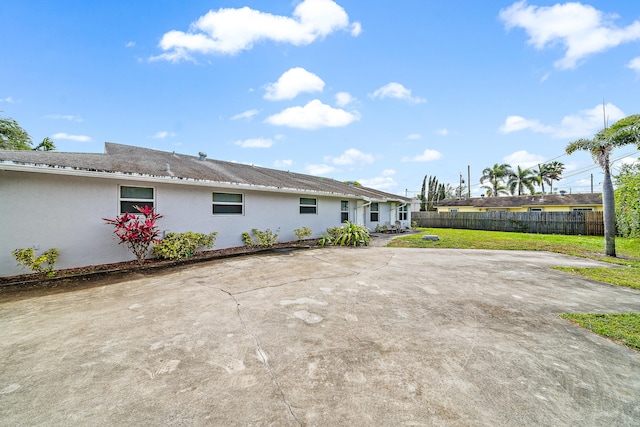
[[0, 170, 375, 276]]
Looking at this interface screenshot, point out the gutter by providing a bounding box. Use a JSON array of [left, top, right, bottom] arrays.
[[0, 161, 376, 201]]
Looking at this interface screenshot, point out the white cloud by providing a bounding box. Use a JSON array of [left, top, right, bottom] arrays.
[[350, 22, 362, 36], [264, 67, 324, 100], [499, 115, 553, 134], [405, 133, 422, 140], [230, 109, 260, 120], [503, 150, 547, 169], [305, 163, 337, 176], [51, 133, 92, 142], [233, 137, 274, 148], [498, 103, 626, 139], [370, 82, 425, 103], [435, 128, 449, 136], [325, 148, 374, 166], [44, 114, 83, 122], [499, 1, 640, 69], [274, 159, 293, 167], [359, 170, 397, 190], [151, 131, 176, 139], [401, 148, 443, 162], [265, 99, 360, 129], [628, 57, 640, 73], [151, 0, 360, 61], [335, 91, 354, 107], [125, 41, 136, 48], [0, 96, 15, 103]]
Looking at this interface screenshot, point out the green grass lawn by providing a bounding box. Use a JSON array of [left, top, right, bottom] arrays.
[[560, 313, 640, 352], [390, 228, 640, 352]]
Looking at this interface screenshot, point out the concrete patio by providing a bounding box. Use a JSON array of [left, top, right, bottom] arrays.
[[1, 247, 639, 426]]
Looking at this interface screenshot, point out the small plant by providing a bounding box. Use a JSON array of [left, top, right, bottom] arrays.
[[317, 235, 333, 247], [318, 222, 370, 247], [334, 221, 370, 246], [242, 228, 279, 248], [293, 227, 312, 242], [152, 231, 218, 260], [103, 205, 163, 264], [12, 247, 59, 277], [375, 224, 388, 233]]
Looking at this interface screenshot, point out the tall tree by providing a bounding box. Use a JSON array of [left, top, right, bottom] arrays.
[[543, 161, 565, 194], [419, 175, 427, 211], [0, 114, 32, 150], [566, 114, 640, 257], [614, 162, 640, 238], [480, 163, 513, 197], [508, 165, 537, 195], [0, 113, 56, 151]]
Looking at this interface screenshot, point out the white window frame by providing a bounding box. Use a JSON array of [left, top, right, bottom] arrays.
[[300, 197, 317, 214], [449, 208, 458, 213], [370, 202, 379, 222], [341, 200, 349, 223], [119, 185, 155, 214], [571, 207, 594, 212], [213, 192, 244, 215], [398, 205, 408, 221]]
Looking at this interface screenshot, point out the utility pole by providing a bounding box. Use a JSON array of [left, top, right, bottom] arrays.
[[467, 165, 471, 199], [458, 172, 465, 200]]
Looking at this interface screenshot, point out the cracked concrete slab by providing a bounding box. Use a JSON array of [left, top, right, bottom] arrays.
[[1, 247, 639, 426]]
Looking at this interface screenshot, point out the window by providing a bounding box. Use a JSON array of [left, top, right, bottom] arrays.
[[398, 205, 408, 221], [120, 186, 154, 214], [300, 197, 317, 214], [572, 208, 594, 212], [213, 192, 243, 215], [370, 202, 379, 222], [449, 209, 458, 213], [341, 200, 349, 223], [529, 208, 543, 212]]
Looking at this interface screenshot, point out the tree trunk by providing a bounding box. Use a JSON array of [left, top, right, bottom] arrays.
[[602, 170, 616, 257]]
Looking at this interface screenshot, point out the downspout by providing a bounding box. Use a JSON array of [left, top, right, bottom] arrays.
[[357, 200, 372, 226]]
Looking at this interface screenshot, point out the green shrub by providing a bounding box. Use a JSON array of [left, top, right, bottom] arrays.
[[12, 247, 59, 277], [152, 232, 218, 260], [242, 228, 279, 248], [318, 222, 370, 247], [293, 227, 312, 242]]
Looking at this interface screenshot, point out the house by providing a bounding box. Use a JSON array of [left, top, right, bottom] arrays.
[[0, 143, 411, 277], [434, 193, 603, 213]]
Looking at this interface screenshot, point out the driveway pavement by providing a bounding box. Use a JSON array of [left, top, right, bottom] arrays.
[[1, 247, 639, 426]]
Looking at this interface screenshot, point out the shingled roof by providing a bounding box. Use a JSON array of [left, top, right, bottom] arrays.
[[436, 193, 603, 208], [0, 143, 410, 202]]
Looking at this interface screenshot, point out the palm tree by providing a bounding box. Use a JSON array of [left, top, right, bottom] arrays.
[[535, 164, 547, 194], [566, 114, 640, 257], [544, 161, 565, 194], [480, 163, 513, 197], [508, 166, 537, 195]]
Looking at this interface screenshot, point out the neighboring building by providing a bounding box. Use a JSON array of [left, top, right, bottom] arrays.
[[435, 193, 603, 213], [0, 143, 411, 277]]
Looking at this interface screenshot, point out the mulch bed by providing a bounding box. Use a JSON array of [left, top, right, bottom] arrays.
[[0, 241, 320, 292]]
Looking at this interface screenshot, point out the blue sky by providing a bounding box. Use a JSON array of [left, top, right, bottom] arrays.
[[2, 0, 639, 197]]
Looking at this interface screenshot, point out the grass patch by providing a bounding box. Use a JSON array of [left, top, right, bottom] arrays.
[[553, 266, 640, 290], [559, 313, 640, 352], [390, 228, 640, 288]]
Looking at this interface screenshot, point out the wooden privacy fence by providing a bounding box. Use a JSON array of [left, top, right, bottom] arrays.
[[412, 211, 604, 236]]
